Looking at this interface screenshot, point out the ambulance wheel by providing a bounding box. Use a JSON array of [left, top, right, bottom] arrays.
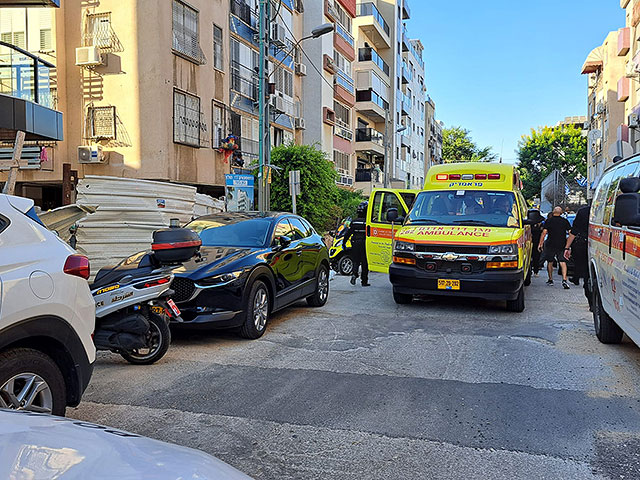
[[592, 283, 623, 344], [393, 288, 412, 305], [338, 254, 354, 276], [506, 286, 525, 312], [524, 268, 532, 286]]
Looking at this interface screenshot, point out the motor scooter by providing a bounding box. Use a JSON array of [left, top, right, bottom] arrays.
[[90, 227, 201, 365]]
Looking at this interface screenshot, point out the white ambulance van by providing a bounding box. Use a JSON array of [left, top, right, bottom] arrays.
[[589, 155, 640, 345]]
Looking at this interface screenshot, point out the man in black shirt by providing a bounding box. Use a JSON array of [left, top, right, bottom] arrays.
[[343, 202, 370, 287], [565, 204, 591, 306], [538, 206, 572, 289]]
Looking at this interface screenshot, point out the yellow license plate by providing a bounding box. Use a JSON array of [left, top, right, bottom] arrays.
[[438, 279, 460, 290], [151, 306, 165, 315]]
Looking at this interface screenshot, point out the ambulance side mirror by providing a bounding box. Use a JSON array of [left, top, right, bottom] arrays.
[[386, 208, 403, 223], [614, 177, 640, 227]]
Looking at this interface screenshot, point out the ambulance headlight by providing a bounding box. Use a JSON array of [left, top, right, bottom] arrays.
[[394, 241, 415, 252], [488, 244, 517, 255]]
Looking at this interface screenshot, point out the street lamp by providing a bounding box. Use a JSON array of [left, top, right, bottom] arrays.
[[258, 22, 334, 213]]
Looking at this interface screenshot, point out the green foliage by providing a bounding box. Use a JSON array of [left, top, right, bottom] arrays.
[[516, 125, 587, 201], [442, 126, 497, 163], [269, 144, 364, 232]]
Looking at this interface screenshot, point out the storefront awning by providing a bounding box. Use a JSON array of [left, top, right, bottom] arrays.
[[582, 46, 603, 74]]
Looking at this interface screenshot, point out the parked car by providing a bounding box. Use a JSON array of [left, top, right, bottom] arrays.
[[0, 409, 252, 479], [170, 212, 330, 338], [0, 194, 95, 416]]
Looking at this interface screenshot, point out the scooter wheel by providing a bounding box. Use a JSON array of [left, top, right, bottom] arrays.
[[120, 313, 171, 365]]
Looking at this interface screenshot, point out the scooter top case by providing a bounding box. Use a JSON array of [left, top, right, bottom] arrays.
[[152, 228, 201, 264]]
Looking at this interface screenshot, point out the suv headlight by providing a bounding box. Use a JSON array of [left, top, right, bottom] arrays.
[[488, 244, 517, 255], [199, 270, 243, 286], [394, 241, 415, 252]]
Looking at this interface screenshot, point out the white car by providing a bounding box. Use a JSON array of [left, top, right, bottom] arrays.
[[0, 194, 95, 416], [0, 409, 252, 479]]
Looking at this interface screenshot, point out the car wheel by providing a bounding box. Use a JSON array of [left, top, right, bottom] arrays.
[[592, 282, 623, 344], [393, 288, 412, 304], [506, 286, 525, 312], [307, 265, 330, 307], [120, 312, 171, 365], [524, 268, 532, 286], [0, 348, 66, 416], [239, 280, 270, 339], [338, 254, 354, 276]]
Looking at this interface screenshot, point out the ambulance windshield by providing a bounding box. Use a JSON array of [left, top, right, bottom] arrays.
[[407, 190, 520, 228]]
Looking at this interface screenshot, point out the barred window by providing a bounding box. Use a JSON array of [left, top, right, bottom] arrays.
[[274, 67, 293, 98], [213, 24, 223, 70], [172, 0, 204, 64], [85, 12, 112, 49], [88, 106, 116, 139], [174, 89, 201, 147], [333, 150, 350, 174]]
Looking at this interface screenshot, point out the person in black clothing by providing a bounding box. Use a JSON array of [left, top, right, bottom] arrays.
[[564, 204, 591, 307], [343, 202, 370, 287], [527, 209, 545, 276], [538, 206, 572, 289]]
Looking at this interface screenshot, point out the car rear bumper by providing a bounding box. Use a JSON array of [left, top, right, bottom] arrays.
[[389, 264, 524, 301]]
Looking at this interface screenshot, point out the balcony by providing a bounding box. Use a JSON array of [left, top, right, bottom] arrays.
[[401, 133, 410, 147], [356, 3, 391, 50], [358, 47, 390, 78], [618, 77, 630, 102], [335, 23, 355, 49], [230, 61, 258, 102], [401, 62, 412, 84], [401, 26, 410, 52], [356, 89, 388, 122], [0, 41, 62, 142], [618, 27, 631, 56], [402, 0, 410, 20], [355, 127, 385, 156], [230, 0, 259, 46], [399, 93, 411, 115]]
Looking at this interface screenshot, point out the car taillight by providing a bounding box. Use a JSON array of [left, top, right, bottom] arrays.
[[64, 254, 90, 280], [475, 174, 487, 180], [449, 174, 462, 180], [142, 277, 171, 288], [488, 173, 501, 180], [436, 174, 448, 181]]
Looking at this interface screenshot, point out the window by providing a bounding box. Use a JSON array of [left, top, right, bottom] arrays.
[[333, 50, 352, 78], [333, 100, 350, 128], [273, 67, 293, 97], [2, 31, 25, 49], [174, 89, 201, 147], [88, 106, 117, 139], [213, 24, 223, 70], [370, 191, 405, 224], [172, 0, 204, 64], [85, 12, 112, 49], [288, 217, 309, 240], [212, 102, 225, 147], [333, 150, 350, 174], [274, 219, 294, 242], [0, 215, 8, 234], [39, 29, 52, 51], [334, 2, 352, 33]]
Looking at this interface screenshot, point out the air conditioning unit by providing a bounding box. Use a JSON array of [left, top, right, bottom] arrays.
[[271, 24, 287, 49], [271, 96, 286, 114], [294, 117, 306, 130], [295, 63, 307, 76], [630, 113, 640, 128], [77, 145, 105, 164], [75, 46, 103, 67]]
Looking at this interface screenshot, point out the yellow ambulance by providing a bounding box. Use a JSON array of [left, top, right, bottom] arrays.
[[384, 163, 533, 312]]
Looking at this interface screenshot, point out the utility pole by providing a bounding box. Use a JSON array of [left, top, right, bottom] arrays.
[[257, 0, 271, 213], [2, 131, 25, 196]]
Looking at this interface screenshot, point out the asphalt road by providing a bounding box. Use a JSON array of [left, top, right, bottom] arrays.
[[71, 273, 640, 479]]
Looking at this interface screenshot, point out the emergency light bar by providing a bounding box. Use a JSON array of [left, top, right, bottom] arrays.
[[435, 173, 501, 181]]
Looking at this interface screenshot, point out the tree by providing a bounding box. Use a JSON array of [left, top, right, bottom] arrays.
[[269, 144, 363, 231], [442, 126, 497, 163], [516, 125, 587, 201]]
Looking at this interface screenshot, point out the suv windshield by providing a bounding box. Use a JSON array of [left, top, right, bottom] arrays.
[[187, 218, 272, 247], [407, 190, 520, 228]]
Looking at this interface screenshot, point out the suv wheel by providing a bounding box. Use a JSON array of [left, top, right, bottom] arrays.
[[307, 266, 329, 307], [239, 280, 270, 339], [593, 282, 623, 344], [0, 348, 66, 416]]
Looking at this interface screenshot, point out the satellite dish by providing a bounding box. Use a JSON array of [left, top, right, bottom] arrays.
[[608, 140, 633, 163], [588, 129, 602, 141]]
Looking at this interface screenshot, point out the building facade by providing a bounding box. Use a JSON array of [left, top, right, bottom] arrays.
[[424, 95, 443, 171]]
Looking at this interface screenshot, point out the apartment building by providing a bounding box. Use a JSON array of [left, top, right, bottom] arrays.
[[1, 0, 232, 207], [424, 95, 443, 171], [228, 0, 304, 170], [301, 0, 357, 187]]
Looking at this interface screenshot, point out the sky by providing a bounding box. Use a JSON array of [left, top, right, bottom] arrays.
[[412, 0, 625, 163]]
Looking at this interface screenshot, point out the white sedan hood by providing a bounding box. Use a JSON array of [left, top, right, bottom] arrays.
[[0, 410, 252, 480]]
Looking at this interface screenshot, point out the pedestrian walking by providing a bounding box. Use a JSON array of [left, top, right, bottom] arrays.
[[527, 209, 545, 276], [343, 201, 370, 287], [538, 206, 572, 289], [564, 204, 591, 307]]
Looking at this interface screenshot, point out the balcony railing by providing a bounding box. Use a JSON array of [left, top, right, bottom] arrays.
[[358, 47, 389, 76], [335, 71, 355, 94], [356, 3, 390, 36], [355, 168, 372, 182], [230, 0, 258, 30], [230, 61, 258, 101], [356, 89, 389, 110], [356, 127, 384, 146], [0, 41, 56, 109], [401, 62, 413, 82], [335, 22, 354, 48]]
